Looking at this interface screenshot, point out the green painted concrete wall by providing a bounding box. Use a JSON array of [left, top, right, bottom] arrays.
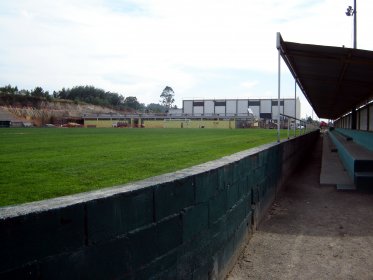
[[0, 131, 319, 279], [159, 120, 235, 129], [85, 119, 125, 128]]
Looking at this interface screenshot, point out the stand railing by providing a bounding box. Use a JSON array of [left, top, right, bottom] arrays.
[[280, 114, 319, 139]]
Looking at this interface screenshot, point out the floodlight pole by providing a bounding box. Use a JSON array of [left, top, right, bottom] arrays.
[[346, 1, 357, 48], [352, 0, 357, 129], [353, 0, 357, 49], [346, 1, 357, 128]]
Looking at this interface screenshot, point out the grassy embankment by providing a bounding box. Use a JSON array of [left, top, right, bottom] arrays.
[[0, 128, 289, 206]]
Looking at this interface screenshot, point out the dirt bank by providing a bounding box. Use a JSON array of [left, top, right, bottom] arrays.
[[1, 101, 118, 126]]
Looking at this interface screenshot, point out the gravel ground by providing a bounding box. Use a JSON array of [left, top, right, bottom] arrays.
[[227, 136, 373, 280]]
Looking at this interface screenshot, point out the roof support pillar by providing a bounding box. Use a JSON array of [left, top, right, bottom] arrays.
[[354, 0, 357, 49], [277, 34, 281, 143], [351, 108, 357, 129], [294, 81, 297, 137]]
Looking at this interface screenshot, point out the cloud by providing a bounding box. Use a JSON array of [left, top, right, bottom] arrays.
[[0, 0, 373, 118], [240, 81, 258, 89]]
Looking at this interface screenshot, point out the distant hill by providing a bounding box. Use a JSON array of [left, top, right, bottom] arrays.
[[0, 85, 166, 126]]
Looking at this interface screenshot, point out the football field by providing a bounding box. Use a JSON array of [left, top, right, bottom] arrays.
[[0, 128, 289, 206]]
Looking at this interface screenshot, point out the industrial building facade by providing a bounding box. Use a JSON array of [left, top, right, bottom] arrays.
[[182, 98, 301, 120]]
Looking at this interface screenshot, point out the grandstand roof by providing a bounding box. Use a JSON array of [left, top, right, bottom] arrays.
[[277, 33, 373, 120]]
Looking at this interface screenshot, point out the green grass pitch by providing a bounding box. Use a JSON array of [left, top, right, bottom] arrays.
[[0, 128, 289, 206]]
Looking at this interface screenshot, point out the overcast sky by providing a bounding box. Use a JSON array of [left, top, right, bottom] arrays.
[[1, 0, 373, 118]]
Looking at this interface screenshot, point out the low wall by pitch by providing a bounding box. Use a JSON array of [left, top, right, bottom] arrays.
[[83, 119, 236, 129], [0, 131, 319, 279], [146, 119, 235, 129]]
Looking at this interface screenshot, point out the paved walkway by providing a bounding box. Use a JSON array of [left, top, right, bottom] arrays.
[[228, 134, 373, 280]]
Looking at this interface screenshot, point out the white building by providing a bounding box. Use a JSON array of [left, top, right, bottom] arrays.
[[182, 98, 301, 120]]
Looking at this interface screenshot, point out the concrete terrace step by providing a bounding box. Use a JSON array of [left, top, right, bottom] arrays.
[[355, 160, 373, 173], [355, 172, 373, 189], [331, 130, 373, 162], [320, 133, 354, 187], [329, 130, 373, 190], [336, 184, 357, 191], [336, 128, 373, 152]]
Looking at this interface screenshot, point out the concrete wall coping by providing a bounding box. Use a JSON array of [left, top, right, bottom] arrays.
[[0, 140, 281, 219]]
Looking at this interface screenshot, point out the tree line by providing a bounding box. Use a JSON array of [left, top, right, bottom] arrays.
[[0, 85, 176, 113]]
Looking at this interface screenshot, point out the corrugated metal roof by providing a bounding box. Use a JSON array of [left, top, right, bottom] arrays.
[[277, 33, 373, 120]]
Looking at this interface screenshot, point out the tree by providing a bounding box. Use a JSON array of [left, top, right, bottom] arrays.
[[53, 85, 125, 107], [0, 85, 18, 94], [31, 87, 50, 100], [160, 86, 175, 109], [123, 96, 141, 110], [31, 87, 45, 98], [147, 103, 166, 113]]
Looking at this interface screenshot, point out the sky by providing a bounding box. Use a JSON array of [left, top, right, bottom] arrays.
[[1, 0, 373, 119]]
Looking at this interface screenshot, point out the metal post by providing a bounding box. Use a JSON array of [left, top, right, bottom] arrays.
[[354, 0, 357, 49], [353, 0, 357, 128], [277, 48, 281, 143], [287, 118, 290, 139], [294, 81, 297, 137], [346, 0, 357, 129], [351, 108, 357, 129]]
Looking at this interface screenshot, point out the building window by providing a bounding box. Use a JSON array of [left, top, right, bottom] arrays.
[[193, 101, 204, 106], [271, 100, 284, 106], [214, 101, 226, 106], [260, 113, 272, 119], [248, 100, 260, 106]]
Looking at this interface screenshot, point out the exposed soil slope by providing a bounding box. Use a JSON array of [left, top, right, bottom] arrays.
[[1, 101, 118, 126]]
